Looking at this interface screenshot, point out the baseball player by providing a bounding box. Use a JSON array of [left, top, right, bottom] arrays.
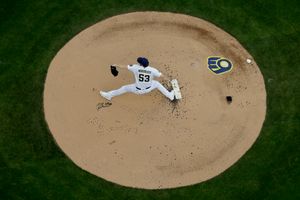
[[100, 57, 175, 101]]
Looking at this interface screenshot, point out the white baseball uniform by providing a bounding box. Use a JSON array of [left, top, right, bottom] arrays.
[[105, 64, 174, 100]]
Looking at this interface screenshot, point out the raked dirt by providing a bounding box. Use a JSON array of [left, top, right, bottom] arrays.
[[44, 12, 266, 189]]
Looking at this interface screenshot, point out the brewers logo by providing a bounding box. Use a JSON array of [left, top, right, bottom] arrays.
[[208, 57, 233, 75]]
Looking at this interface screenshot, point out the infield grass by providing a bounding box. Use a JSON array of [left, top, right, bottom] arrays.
[[0, 0, 299, 199]]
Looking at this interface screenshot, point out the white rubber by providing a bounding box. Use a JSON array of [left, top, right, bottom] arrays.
[[171, 79, 182, 100]]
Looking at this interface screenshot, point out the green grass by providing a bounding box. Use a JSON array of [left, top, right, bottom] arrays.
[[0, 0, 299, 199]]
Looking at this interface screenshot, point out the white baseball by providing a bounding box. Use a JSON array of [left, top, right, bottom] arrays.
[[246, 59, 252, 64]]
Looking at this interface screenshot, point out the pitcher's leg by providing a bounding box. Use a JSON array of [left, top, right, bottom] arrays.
[[109, 84, 136, 97], [100, 84, 136, 100], [152, 80, 175, 100]]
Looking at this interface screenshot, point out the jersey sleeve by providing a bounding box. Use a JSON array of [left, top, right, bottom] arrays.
[[127, 64, 135, 72], [153, 68, 162, 77]]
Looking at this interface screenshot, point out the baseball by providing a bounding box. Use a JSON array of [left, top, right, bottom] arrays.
[[246, 58, 252, 64]]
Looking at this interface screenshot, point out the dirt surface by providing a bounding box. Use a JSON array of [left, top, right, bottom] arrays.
[[44, 12, 266, 189]]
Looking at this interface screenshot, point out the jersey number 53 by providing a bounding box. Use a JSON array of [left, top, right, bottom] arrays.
[[139, 74, 150, 82]]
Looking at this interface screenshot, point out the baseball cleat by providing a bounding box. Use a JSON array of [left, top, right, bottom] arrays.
[[100, 91, 112, 101], [170, 90, 175, 101]]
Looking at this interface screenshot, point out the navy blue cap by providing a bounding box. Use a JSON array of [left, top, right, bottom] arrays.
[[137, 57, 149, 67]]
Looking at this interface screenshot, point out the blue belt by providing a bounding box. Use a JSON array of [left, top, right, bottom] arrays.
[[136, 86, 151, 90]]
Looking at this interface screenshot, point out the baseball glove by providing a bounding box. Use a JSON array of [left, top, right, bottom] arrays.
[[110, 65, 119, 77]]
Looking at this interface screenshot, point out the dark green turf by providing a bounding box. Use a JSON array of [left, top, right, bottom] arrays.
[[0, 0, 299, 199]]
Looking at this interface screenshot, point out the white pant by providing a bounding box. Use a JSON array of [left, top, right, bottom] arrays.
[[107, 80, 174, 100]]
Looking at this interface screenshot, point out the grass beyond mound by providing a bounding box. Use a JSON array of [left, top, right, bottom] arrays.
[[0, 0, 299, 199]]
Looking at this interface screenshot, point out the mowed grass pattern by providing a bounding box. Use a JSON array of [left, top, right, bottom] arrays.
[[0, 0, 299, 199]]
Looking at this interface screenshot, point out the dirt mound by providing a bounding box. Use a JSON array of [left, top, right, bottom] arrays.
[[44, 12, 266, 189]]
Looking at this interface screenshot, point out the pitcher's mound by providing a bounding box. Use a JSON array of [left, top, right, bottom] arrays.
[[44, 12, 266, 189]]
